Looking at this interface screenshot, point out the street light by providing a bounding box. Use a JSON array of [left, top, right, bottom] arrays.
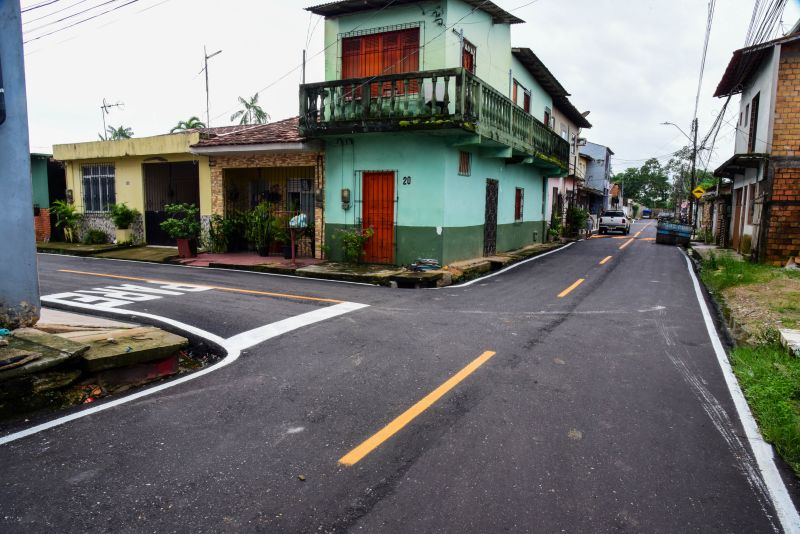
[[660, 119, 699, 228]]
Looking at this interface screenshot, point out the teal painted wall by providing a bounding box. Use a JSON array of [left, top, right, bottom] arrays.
[[510, 55, 553, 122], [324, 133, 547, 265], [30, 156, 50, 208]]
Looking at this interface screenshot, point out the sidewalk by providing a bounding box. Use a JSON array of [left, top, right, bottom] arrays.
[[39, 241, 568, 287]]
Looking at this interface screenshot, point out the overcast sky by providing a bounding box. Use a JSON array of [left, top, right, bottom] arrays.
[[20, 0, 800, 173]]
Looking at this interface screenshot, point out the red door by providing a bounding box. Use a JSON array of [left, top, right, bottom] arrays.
[[362, 172, 395, 264]]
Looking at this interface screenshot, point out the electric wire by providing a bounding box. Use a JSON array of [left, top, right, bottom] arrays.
[[23, 0, 92, 25], [21, 0, 63, 13], [24, 0, 127, 34], [23, 0, 141, 43]]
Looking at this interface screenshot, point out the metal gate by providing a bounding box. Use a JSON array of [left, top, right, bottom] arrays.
[[362, 171, 396, 264], [144, 162, 200, 245], [484, 179, 499, 256]]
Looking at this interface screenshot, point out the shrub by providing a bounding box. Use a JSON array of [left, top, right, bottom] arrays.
[[83, 229, 107, 245], [109, 203, 140, 230], [566, 205, 589, 237], [208, 214, 230, 254], [335, 227, 374, 263], [160, 203, 201, 240], [246, 202, 275, 254], [50, 199, 81, 243]]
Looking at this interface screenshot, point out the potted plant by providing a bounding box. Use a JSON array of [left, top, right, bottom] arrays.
[[110, 203, 140, 244], [160, 203, 201, 258], [334, 226, 374, 263], [50, 199, 81, 243], [246, 202, 274, 257], [272, 214, 292, 259]]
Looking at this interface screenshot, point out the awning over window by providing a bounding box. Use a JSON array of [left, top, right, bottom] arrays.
[[713, 153, 768, 178]]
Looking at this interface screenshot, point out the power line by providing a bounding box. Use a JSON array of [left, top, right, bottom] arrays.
[[23, 0, 141, 43], [693, 0, 716, 122], [24, 0, 125, 35], [23, 0, 92, 25], [21, 0, 63, 13]]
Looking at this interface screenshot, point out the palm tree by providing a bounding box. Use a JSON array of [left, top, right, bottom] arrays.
[[100, 125, 134, 140], [170, 116, 206, 133], [230, 93, 269, 125]]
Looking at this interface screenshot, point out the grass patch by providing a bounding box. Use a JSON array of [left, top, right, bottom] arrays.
[[701, 253, 800, 293], [731, 343, 800, 476]]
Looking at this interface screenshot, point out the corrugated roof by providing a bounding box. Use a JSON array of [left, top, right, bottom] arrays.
[[511, 48, 568, 98], [714, 32, 800, 97], [192, 117, 305, 147], [306, 0, 524, 24], [554, 96, 591, 129]]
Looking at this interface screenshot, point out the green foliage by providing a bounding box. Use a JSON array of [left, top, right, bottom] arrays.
[[230, 93, 270, 125], [566, 205, 589, 237], [615, 158, 671, 208], [160, 203, 200, 240], [50, 199, 81, 243], [549, 203, 562, 240], [83, 229, 107, 245], [335, 227, 374, 263], [101, 125, 134, 140], [730, 343, 800, 475], [208, 214, 231, 254], [109, 203, 140, 230], [171, 116, 206, 133], [701, 253, 800, 293], [246, 202, 275, 252]]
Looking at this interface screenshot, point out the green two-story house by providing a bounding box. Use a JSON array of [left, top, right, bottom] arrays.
[[301, 0, 572, 265]]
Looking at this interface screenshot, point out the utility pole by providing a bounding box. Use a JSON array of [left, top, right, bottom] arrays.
[[100, 98, 123, 140], [201, 46, 222, 127], [689, 117, 698, 228], [0, 1, 40, 328]]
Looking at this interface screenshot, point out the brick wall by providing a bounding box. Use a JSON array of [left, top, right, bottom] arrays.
[[763, 42, 800, 265], [764, 164, 800, 265], [33, 208, 50, 242], [209, 152, 325, 258], [772, 42, 800, 157]]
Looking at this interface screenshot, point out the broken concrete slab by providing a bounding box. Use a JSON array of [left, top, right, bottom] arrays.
[[0, 329, 89, 382], [31, 370, 82, 393], [81, 328, 188, 372], [780, 328, 800, 357]]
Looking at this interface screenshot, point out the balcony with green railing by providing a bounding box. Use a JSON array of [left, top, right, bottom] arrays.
[[299, 68, 569, 172]]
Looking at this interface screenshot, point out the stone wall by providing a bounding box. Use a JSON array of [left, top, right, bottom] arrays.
[[208, 152, 325, 259], [80, 213, 144, 244]]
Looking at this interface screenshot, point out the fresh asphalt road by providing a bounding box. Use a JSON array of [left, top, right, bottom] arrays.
[[1, 221, 798, 533]]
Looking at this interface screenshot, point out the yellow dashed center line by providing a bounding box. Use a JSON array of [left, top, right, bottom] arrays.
[[599, 256, 613, 265], [57, 269, 344, 304], [339, 350, 497, 466], [558, 278, 585, 298], [619, 238, 635, 250]]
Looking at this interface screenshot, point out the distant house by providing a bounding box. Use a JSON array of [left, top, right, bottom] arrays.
[[713, 24, 800, 264], [580, 141, 614, 215], [299, 0, 573, 265]]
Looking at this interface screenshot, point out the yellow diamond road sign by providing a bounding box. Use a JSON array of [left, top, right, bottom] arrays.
[[692, 186, 706, 199]]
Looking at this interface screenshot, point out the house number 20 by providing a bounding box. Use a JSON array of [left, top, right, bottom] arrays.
[[403, 176, 412, 185]]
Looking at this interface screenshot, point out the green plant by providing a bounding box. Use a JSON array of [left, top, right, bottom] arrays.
[[160, 203, 201, 240], [335, 226, 374, 263], [272, 214, 290, 244], [230, 93, 270, 125], [109, 203, 140, 230], [100, 125, 134, 141], [170, 116, 206, 133], [50, 199, 81, 243], [566, 205, 589, 237], [83, 229, 107, 245], [741, 234, 753, 256], [246, 202, 275, 253], [208, 214, 231, 253]]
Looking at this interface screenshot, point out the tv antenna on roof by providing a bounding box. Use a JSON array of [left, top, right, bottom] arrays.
[[99, 98, 124, 140]]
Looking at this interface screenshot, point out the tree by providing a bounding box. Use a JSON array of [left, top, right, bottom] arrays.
[[615, 158, 671, 208], [230, 93, 269, 125], [170, 116, 206, 133], [100, 125, 133, 140]]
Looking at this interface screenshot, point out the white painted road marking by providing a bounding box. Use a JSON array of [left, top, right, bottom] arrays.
[[0, 298, 369, 446], [684, 252, 800, 533], [41, 281, 213, 309]]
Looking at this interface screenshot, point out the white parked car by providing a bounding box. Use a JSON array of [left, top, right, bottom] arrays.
[[599, 210, 630, 235]]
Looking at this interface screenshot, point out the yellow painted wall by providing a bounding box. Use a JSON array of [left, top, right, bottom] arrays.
[[56, 132, 212, 216]]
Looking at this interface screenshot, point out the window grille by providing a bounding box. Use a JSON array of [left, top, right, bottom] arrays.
[[82, 163, 115, 212]]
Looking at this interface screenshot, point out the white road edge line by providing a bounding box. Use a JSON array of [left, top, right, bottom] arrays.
[[0, 300, 369, 446], [443, 242, 575, 289], [683, 252, 800, 533]]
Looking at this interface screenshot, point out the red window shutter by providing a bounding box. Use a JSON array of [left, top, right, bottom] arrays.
[[512, 81, 518, 105], [515, 188, 524, 221], [523, 92, 531, 113]]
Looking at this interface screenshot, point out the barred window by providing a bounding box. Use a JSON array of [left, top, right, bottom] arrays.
[[82, 164, 116, 212], [458, 151, 472, 176]]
